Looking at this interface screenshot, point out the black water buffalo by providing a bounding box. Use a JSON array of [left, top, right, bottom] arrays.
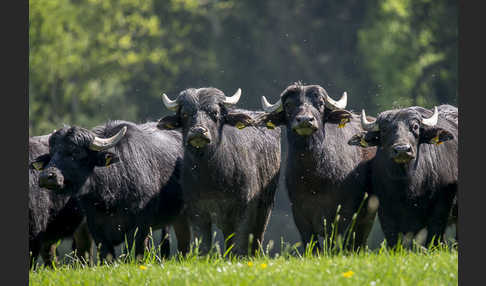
[[348, 104, 458, 247], [31, 121, 190, 261], [158, 87, 281, 256], [29, 134, 93, 267], [255, 83, 377, 251]]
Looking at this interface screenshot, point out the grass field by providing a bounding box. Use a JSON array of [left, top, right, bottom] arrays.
[[29, 244, 457, 286]]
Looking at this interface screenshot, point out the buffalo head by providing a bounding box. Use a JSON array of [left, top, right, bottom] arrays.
[[157, 87, 253, 149], [348, 106, 454, 164], [30, 125, 126, 193], [255, 83, 352, 136]]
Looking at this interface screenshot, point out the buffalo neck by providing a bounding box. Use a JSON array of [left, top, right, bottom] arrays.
[[285, 120, 364, 187], [287, 126, 324, 165], [182, 127, 240, 185]]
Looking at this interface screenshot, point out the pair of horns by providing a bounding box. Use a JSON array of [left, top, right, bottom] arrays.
[[161, 88, 242, 111], [89, 126, 127, 151], [261, 92, 348, 113], [360, 107, 439, 131]]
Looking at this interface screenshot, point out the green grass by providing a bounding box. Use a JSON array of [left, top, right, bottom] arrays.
[[30, 246, 457, 286]]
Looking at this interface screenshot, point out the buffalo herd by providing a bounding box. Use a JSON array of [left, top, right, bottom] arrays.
[[29, 83, 458, 267]]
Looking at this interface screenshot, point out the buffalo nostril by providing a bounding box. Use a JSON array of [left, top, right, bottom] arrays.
[[297, 116, 313, 123], [393, 144, 412, 153], [194, 126, 208, 134]]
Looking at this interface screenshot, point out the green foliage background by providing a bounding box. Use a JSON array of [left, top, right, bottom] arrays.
[[29, 0, 457, 136]]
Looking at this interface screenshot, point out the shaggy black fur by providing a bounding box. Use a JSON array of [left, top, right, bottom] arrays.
[[256, 83, 378, 252], [33, 121, 190, 261], [348, 105, 458, 247], [158, 88, 281, 256], [29, 135, 92, 268]]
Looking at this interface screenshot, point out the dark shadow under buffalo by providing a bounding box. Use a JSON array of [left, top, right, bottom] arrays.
[[31, 121, 190, 261]]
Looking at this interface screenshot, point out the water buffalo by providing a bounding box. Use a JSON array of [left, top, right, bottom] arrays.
[[255, 83, 377, 252], [158, 87, 281, 256], [348, 104, 458, 247], [29, 134, 93, 267], [31, 121, 190, 261]]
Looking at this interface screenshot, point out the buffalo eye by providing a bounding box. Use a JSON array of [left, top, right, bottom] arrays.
[[410, 122, 420, 135], [72, 149, 86, 160], [209, 110, 218, 119], [284, 101, 294, 111], [313, 92, 320, 99]]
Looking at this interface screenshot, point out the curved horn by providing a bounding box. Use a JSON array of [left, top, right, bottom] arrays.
[[361, 109, 379, 131], [161, 93, 179, 111], [223, 88, 242, 105], [324, 91, 347, 110], [421, 106, 438, 127], [89, 126, 127, 151], [261, 96, 283, 113]]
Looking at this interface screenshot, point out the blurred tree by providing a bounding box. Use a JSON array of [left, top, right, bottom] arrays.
[[29, 0, 211, 135], [199, 0, 373, 111], [357, 0, 457, 113], [30, 0, 457, 135]]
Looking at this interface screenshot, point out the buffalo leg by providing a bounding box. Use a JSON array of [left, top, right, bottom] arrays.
[[250, 199, 275, 255], [40, 241, 58, 267], [173, 215, 191, 255], [72, 221, 93, 263], [99, 242, 116, 263], [292, 205, 320, 254], [124, 227, 149, 261], [352, 201, 378, 250], [159, 227, 171, 258], [233, 202, 263, 256], [221, 221, 237, 255], [378, 208, 399, 248], [189, 213, 212, 255], [425, 196, 454, 247], [29, 239, 41, 269]]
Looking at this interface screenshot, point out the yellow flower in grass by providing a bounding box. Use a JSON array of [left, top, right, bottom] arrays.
[[260, 263, 268, 269], [342, 270, 354, 278], [139, 265, 147, 270], [247, 261, 253, 267]]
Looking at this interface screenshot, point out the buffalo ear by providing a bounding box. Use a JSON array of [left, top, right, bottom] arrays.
[[157, 115, 181, 130], [420, 127, 454, 145], [30, 154, 51, 171], [224, 112, 255, 129], [326, 110, 353, 128], [348, 131, 381, 147], [253, 111, 286, 129], [95, 151, 120, 167]]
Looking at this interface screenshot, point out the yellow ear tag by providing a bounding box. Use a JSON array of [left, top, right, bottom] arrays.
[[235, 122, 246, 129], [338, 118, 350, 128], [164, 123, 174, 129], [32, 161, 44, 171], [266, 121, 276, 129], [431, 135, 440, 145], [360, 137, 368, 147], [105, 156, 112, 166]]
